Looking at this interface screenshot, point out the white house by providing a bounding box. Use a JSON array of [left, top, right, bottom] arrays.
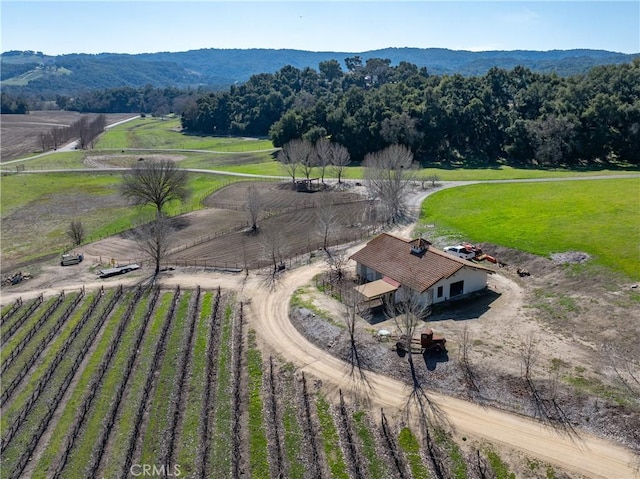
[[349, 233, 494, 308]]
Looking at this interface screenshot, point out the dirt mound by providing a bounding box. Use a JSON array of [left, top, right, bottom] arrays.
[[550, 251, 591, 264]]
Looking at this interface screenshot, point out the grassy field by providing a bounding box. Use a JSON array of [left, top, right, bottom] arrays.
[[5, 115, 638, 183], [0, 172, 238, 266], [420, 178, 640, 279], [94, 117, 275, 151]]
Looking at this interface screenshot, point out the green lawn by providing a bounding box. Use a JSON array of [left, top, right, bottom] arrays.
[[420, 178, 640, 279]]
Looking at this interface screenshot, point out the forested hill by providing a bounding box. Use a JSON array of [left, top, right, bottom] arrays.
[[1, 47, 636, 96]]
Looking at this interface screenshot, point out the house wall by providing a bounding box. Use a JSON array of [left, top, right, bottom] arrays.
[[431, 268, 488, 304], [356, 261, 489, 305], [356, 263, 382, 282]]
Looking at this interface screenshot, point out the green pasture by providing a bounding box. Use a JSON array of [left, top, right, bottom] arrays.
[[420, 178, 640, 279], [95, 117, 276, 151]]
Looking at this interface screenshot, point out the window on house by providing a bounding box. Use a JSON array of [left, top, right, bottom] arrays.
[[437, 286, 443, 298], [449, 280, 464, 297]]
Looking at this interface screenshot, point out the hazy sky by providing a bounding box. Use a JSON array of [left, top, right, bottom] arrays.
[[2, 1, 638, 55]]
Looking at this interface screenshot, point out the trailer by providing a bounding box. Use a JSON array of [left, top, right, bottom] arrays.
[[98, 263, 140, 278]]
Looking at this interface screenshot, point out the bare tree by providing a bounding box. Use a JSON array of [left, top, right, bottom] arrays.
[[323, 247, 350, 284], [296, 139, 316, 181], [246, 185, 262, 233], [458, 325, 479, 392], [363, 144, 416, 223], [120, 159, 189, 216], [314, 138, 332, 184], [330, 143, 351, 184], [423, 174, 440, 188], [315, 195, 338, 251], [130, 215, 175, 276], [520, 335, 539, 382], [66, 219, 85, 246], [342, 286, 372, 389], [385, 288, 431, 365], [277, 140, 300, 184], [260, 227, 286, 277]]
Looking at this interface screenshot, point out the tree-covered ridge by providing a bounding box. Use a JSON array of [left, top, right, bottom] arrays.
[[1, 48, 636, 96], [181, 58, 640, 167]]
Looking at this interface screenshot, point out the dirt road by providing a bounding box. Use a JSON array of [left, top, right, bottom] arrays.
[[2, 259, 638, 478]]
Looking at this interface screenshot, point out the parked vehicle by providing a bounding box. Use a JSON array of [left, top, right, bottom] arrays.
[[443, 245, 477, 260], [394, 328, 447, 354], [61, 253, 83, 266]]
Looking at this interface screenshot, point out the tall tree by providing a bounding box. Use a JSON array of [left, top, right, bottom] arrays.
[[363, 144, 416, 223], [314, 137, 332, 184], [330, 143, 351, 184], [130, 215, 174, 276], [120, 159, 189, 215]]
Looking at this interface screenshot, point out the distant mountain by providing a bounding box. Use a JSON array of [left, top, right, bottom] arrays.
[[1, 47, 637, 96]]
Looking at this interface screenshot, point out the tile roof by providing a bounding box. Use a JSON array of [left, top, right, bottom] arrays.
[[350, 233, 493, 293]]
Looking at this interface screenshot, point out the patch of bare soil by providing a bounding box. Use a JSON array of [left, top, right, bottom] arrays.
[[0, 112, 136, 161], [289, 248, 640, 455], [84, 153, 186, 168]]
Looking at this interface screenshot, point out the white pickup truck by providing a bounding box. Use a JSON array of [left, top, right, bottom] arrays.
[[443, 245, 477, 260]]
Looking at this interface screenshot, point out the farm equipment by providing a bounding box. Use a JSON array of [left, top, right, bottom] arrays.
[[394, 328, 447, 354], [98, 263, 140, 278], [61, 252, 83, 266], [3, 271, 31, 286]]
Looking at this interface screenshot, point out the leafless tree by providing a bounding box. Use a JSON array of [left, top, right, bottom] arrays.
[[315, 196, 338, 251], [130, 215, 175, 276], [603, 345, 640, 406], [458, 325, 479, 392], [423, 174, 440, 188], [277, 140, 303, 184], [330, 143, 351, 184], [323, 247, 350, 284], [260, 227, 286, 277], [296, 139, 316, 181], [341, 286, 373, 394], [51, 127, 65, 149], [39, 132, 53, 151], [385, 288, 431, 365], [66, 219, 85, 246], [314, 138, 332, 184], [363, 144, 416, 223], [120, 159, 189, 216], [246, 185, 262, 233], [520, 335, 539, 382]]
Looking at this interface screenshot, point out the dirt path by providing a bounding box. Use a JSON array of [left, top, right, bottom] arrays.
[[243, 264, 639, 479], [2, 182, 639, 478], [2, 261, 638, 478]]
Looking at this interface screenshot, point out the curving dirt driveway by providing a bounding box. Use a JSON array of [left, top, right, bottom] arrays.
[[243, 262, 639, 479], [2, 183, 639, 478]]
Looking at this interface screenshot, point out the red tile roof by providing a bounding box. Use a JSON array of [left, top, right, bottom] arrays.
[[350, 233, 493, 293]]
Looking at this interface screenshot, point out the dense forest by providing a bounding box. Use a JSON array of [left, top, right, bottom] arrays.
[[2, 53, 639, 168], [2, 48, 635, 96], [181, 57, 640, 167]]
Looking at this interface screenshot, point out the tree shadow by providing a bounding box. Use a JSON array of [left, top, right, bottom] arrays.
[[423, 350, 449, 371]]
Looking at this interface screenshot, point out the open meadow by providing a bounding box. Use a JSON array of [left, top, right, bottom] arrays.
[[1, 112, 639, 478]]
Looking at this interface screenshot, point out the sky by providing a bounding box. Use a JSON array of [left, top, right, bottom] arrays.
[[1, 1, 638, 56]]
